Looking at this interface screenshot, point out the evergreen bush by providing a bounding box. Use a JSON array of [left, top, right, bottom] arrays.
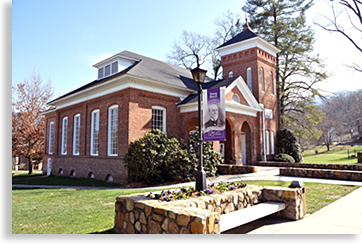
[[276, 128, 303, 163], [124, 129, 222, 185], [274, 153, 295, 163]]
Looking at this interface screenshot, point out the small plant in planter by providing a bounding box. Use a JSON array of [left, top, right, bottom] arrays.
[[146, 181, 247, 202]]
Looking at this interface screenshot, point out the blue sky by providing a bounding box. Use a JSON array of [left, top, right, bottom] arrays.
[[11, 0, 362, 100]]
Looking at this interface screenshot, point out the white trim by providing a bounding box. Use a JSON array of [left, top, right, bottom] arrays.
[[271, 131, 275, 155], [48, 122, 54, 154], [73, 114, 81, 155], [92, 54, 140, 68], [216, 36, 281, 57], [61, 117, 68, 155], [179, 76, 262, 115], [49, 74, 194, 110], [108, 105, 118, 156], [152, 106, 166, 132], [90, 109, 100, 156]]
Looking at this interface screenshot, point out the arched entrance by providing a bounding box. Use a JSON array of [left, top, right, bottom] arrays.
[[220, 118, 233, 164], [241, 122, 252, 165]]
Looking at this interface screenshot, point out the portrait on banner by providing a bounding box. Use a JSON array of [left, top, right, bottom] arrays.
[[203, 87, 225, 141]]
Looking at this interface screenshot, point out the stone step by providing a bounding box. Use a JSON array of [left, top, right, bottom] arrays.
[[219, 202, 286, 232]]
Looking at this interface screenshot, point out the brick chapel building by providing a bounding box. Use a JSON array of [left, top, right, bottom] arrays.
[[42, 25, 280, 184]]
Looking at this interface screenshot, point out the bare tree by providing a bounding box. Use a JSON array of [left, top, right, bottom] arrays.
[[12, 71, 53, 174], [166, 31, 211, 70], [314, 0, 362, 72]]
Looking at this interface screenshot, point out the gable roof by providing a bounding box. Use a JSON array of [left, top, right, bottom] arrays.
[[177, 76, 262, 116], [49, 51, 213, 105], [176, 76, 239, 105]]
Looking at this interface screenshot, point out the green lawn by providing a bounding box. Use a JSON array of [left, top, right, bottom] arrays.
[[302, 145, 362, 164], [12, 181, 359, 234]]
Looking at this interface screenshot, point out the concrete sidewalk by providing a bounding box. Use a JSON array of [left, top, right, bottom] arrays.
[[243, 188, 362, 234], [226, 186, 362, 234], [12, 167, 362, 190]]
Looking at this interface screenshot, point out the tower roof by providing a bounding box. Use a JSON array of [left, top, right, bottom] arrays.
[[217, 27, 258, 49], [215, 25, 280, 57]]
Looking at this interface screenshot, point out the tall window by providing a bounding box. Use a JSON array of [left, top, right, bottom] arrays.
[[266, 130, 270, 155], [48, 122, 54, 154], [61, 117, 68, 155], [270, 72, 274, 95], [152, 106, 166, 132], [91, 110, 100, 156], [247, 67, 252, 92], [108, 105, 118, 156], [261, 68, 265, 92], [271, 131, 275, 154], [73, 114, 80, 155]]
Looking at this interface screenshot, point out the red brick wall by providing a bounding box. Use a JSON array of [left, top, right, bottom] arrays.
[[43, 88, 183, 184]]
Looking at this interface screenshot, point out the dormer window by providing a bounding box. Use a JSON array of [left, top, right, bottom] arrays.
[[94, 53, 139, 80], [98, 61, 119, 79]]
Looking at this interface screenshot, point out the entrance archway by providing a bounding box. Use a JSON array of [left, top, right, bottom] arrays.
[[241, 122, 252, 165], [220, 118, 233, 164]]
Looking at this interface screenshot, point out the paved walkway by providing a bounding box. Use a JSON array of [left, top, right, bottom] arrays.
[[12, 167, 362, 189], [224, 185, 362, 234]]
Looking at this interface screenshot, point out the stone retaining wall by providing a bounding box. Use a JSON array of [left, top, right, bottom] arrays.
[[217, 164, 257, 175], [280, 167, 362, 181], [114, 185, 305, 234], [256, 161, 362, 170]]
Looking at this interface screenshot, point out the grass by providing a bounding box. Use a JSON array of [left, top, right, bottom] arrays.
[[302, 145, 362, 164], [12, 170, 43, 177], [12, 180, 359, 234], [12, 175, 125, 188]]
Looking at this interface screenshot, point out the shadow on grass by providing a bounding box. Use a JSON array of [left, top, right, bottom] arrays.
[[89, 228, 116, 234]]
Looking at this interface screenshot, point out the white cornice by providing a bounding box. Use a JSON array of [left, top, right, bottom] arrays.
[[216, 36, 281, 57], [93, 54, 140, 68], [49, 74, 195, 109]]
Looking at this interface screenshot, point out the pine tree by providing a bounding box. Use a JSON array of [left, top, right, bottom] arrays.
[[242, 0, 328, 132]]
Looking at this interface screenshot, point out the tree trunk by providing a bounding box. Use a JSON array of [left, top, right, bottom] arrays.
[[27, 157, 33, 175]]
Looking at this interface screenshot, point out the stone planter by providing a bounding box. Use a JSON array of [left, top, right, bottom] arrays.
[[114, 185, 306, 234]]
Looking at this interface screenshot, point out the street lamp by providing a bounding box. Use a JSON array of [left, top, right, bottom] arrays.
[[191, 66, 207, 191]]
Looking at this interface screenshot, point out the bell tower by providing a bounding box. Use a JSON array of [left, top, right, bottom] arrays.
[[216, 22, 280, 105], [216, 21, 281, 160]]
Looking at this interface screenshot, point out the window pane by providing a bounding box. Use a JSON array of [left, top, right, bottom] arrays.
[[91, 111, 99, 155], [108, 107, 118, 155], [98, 68, 104, 79], [247, 68, 252, 91], [152, 108, 164, 132], [105, 65, 111, 77], [111, 62, 118, 74], [62, 118, 68, 154], [73, 115, 80, 155]]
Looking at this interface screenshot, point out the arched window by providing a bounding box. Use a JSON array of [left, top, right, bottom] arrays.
[[228, 71, 233, 78], [73, 114, 80, 155], [232, 94, 240, 103], [91, 109, 100, 156], [61, 117, 68, 155], [48, 122, 54, 154], [247, 67, 252, 92], [108, 105, 118, 156]]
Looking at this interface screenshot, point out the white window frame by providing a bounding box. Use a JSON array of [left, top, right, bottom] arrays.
[[266, 130, 270, 155], [90, 109, 100, 156], [48, 122, 54, 154], [270, 72, 274, 95], [271, 131, 275, 154], [232, 94, 240, 104], [247, 67, 252, 92], [108, 105, 118, 156], [261, 68, 265, 92], [152, 106, 166, 133], [61, 117, 68, 155], [98, 61, 118, 80], [73, 114, 81, 155]]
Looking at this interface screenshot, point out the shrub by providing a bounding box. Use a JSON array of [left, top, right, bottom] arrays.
[[124, 129, 222, 185], [182, 129, 223, 177], [274, 153, 295, 163], [276, 128, 303, 163]]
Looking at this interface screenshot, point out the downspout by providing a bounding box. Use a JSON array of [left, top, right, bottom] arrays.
[[260, 104, 266, 161]]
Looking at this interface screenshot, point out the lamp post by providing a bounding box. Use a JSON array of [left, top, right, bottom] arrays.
[[191, 67, 207, 191]]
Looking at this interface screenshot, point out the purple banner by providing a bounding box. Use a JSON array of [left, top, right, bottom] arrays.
[[203, 87, 225, 141]]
